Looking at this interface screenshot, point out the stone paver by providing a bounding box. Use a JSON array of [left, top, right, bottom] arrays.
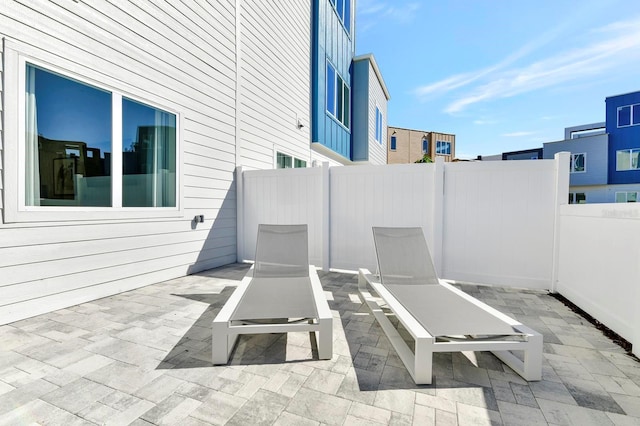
[[1, 263, 639, 425]]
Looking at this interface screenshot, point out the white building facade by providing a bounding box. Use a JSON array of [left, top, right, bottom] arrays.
[[0, 1, 337, 324]]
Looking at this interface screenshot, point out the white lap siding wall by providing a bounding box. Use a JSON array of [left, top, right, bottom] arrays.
[[0, 1, 241, 324], [237, 1, 312, 170]]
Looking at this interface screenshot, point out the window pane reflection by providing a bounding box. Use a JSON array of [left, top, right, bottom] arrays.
[[26, 65, 112, 206], [122, 98, 176, 207]]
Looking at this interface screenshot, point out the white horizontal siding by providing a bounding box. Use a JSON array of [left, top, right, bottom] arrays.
[[0, 1, 239, 324], [368, 63, 387, 165], [238, 1, 312, 169]]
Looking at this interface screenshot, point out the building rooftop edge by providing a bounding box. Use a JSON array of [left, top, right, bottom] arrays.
[[353, 53, 391, 101], [387, 125, 455, 137], [605, 90, 640, 100]]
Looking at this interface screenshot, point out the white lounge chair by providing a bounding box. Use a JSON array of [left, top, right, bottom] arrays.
[[212, 224, 332, 364], [358, 227, 542, 385]]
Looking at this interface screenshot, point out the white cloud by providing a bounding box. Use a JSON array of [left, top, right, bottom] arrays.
[[357, 1, 421, 31], [473, 119, 498, 125], [414, 16, 640, 114], [502, 131, 535, 137], [414, 18, 569, 99]]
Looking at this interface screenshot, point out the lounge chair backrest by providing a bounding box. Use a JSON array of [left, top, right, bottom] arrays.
[[254, 224, 309, 278], [372, 227, 439, 285]]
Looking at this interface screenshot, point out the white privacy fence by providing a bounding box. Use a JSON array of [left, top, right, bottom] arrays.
[[237, 153, 640, 356], [238, 153, 569, 290], [555, 204, 640, 356]]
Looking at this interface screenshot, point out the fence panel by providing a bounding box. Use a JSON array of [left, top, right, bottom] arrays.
[[240, 167, 324, 266], [556, 204, 640, 353], [329, 163, 439, 272], [442, 160, 558, 289]]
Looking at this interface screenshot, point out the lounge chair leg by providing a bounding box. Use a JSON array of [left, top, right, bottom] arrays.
[[413, 337, 434, 385], [212, 321, 231, 365], [523, 332, 543, 381], [317, 317, 333, 360]]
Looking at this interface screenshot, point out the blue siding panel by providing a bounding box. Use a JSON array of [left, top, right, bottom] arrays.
[[311, 0, 353, 161], [606, 91, 640, 184], [543, 135, 608, 186], [351, 59, 369, 161]]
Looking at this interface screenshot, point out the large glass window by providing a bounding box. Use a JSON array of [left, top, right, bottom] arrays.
[[277, 152, 306, 169], [570, 153, 586, 173], [436, 140, 452, 155], [333, 0, 351, 34], [616, 148, 640, 171], [122, 98, 176, 207], [25, 64, 177, 209], [618, 104, 640, 127], [326, 62, 350, 129], [26, 65, 112, 207], [616, 192, 639, 203]]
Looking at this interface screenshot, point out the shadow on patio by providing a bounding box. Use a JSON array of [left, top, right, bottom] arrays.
[[1, 263, 639, 425]]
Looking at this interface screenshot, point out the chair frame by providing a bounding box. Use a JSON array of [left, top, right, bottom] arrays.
[[212, 265, 332, 365], [358, 269, 543, 385]]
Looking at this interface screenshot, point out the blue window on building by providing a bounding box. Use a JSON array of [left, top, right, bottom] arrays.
[[332, 0, 351, 34], [326, 61, 350, 129], [375, 107, 383, 143], [422, 138, 428, 154], [436, 141, 451, 155], [344, 0, 351, 33], [326, 63, 336, 116], [618, 104, 640, 127], [390, 135, 397, 150]]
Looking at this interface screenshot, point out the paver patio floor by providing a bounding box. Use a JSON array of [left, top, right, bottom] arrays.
[[1, 263, 639, 425]]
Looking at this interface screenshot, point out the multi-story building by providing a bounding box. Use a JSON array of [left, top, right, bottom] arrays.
[[543, 91, 640, 203], [543, 123, 609, 203], [491, 90, 640, 204], [605, 91, 640, 201], [310, 0, 389, 166], [0, 1, 388, 324], [387, 127, 455, 164], [502, 148, 543, 161]]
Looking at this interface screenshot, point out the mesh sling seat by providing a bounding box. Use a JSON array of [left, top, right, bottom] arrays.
[[212, 224, 332, 364], [358, 227, 542, 385]]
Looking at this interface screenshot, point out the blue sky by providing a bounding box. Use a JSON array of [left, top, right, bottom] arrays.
[[355, 0, 640, 158]]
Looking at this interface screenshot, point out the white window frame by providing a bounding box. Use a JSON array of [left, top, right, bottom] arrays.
[[570, 153, 586, 173], [275, 150, 307, 169], [3, 39, 183, 223], [615, 191, 639, 203], [616, 148, 640, 171], [617, 103, 640, 128], [325, 60, 350, 130]]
